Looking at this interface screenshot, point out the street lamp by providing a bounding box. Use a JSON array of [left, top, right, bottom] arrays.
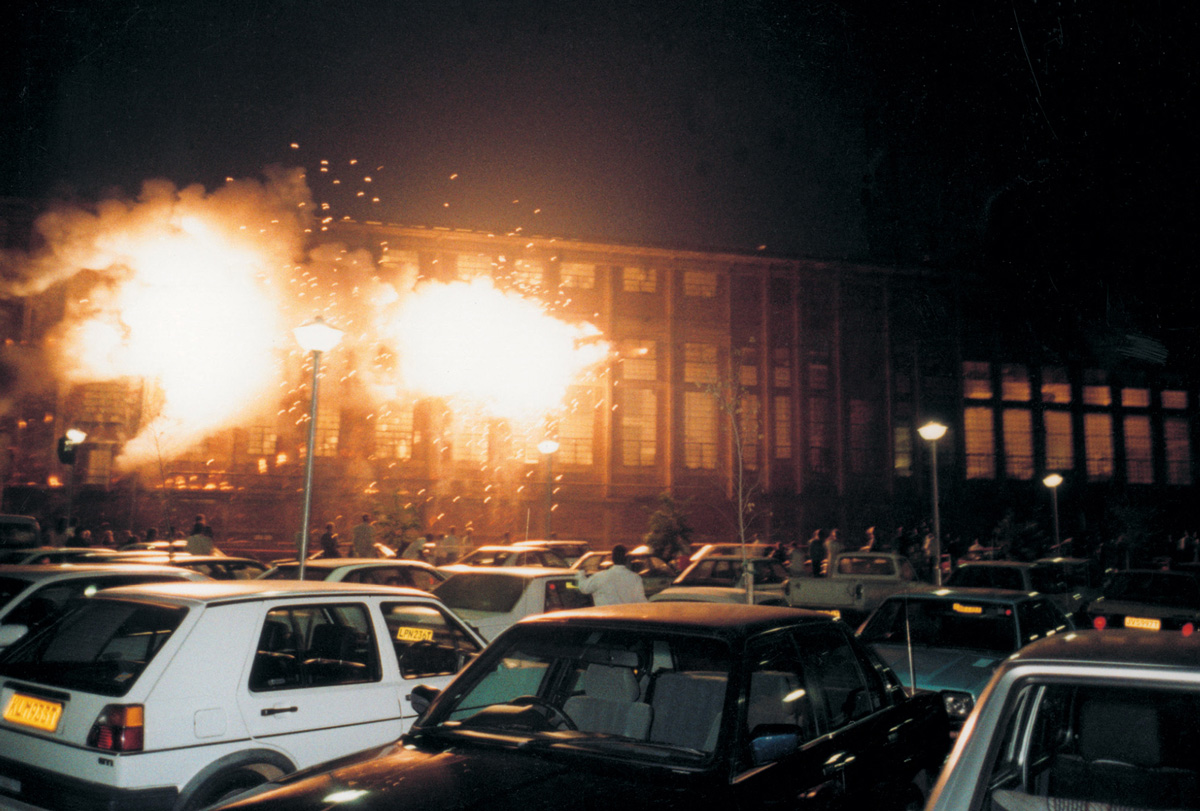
[[918, 421, 948, 585], [537, 439, 559, 538], [58, 428, 88, 528], [1043, 473, 1063, 552], [294, 316, 343, 579]]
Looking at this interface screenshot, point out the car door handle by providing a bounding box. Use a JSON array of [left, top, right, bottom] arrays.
[[261, 706, 299, 716]]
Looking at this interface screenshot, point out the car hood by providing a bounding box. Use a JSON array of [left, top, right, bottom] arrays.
[[219, 736, 703, 811], [870, 643, 1006, 697]]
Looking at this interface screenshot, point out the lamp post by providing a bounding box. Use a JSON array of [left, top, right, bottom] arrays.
[[918, 421, 948, 585], [294, 316, 343, 579], [537, 439, 559, 538], [1043, 473, 1063, 553], [58, 428, 87, 529]]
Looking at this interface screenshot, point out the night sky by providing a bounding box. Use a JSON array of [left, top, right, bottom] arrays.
[[3, 1, 1197, 347]]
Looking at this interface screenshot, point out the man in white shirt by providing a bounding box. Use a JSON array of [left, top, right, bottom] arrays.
[[351, 514, 375, 558], [576, 545, 648, 606]]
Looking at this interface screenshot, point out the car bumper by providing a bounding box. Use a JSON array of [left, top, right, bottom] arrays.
[[0, 755, 176, 811]]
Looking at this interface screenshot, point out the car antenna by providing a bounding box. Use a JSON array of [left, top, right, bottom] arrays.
[[904, 595, 916, 698]]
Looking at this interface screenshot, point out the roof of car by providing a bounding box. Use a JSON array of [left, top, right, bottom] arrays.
[[468, 545, 552, 552], [0, 563, 210, 583], [519, 600, 832, 636], [953, 560, 1036, 569], [439, 565, 578, 579], [1006, 628, 1200, 670], [884, 585, 1045, 604], [267, 557, 438, 570], [86, 579, 437, 606]]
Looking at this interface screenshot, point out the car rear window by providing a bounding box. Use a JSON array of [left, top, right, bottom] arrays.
[[0, 599, 187, 696], [434, 573, 525, 613]]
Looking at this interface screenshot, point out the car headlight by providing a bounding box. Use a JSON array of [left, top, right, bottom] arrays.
[[941, 691, 975, 721]]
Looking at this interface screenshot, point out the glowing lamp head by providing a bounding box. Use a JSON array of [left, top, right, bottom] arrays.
[[537, 439, 560, 455], [918, 422, 947, 442], [294, 316, 344, 354], [65, 429, 88, 444], [1043, 473, 1064, 488]]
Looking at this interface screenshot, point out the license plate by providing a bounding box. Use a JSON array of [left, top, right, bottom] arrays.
[[3, 693, 63, 732], [395, 626, 434, 642], [1124, 616, 1162, 631]]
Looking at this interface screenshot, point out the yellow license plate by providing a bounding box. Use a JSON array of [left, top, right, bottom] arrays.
[[395, 626, 434, 642], [1124, 616, 1162, 631], [3, 693, 63, 732]]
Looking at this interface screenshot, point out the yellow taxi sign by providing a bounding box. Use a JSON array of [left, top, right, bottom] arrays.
[[3, 693, 63, 733], [395, 626, 435, 643], [1124, 616, 1162, 631], [952, 603, 983, 614]]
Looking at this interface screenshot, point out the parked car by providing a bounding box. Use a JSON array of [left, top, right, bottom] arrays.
[[439, 544, 569, 573], [0, 580, 486, 811], [512, 538, 592, 565], [856, 586, 1073, 732], [571, 545, 678, 597], [651, 554, 790, 605], [927, 630, 1200, 811], [208, 602, 950, 811], [1082, 568, 1200, 632], [259, 558, 446, 591], [0, 546, 126, 565], [113, 553, 269, 580], [688, 541, 775, 561], [786, 551, 922, 626], [946, 559, 1086, 618], [0, 563, 212, 651], [117, 539, 189, 553], [432, 566, 591, 641]]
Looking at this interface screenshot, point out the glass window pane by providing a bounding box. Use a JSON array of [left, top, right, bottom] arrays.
[[1041, 366, 1071, 404], [1044, 411, 1074, 471], [963, 361, 992, 399], [965, 406, 996, 479], [1124, 415, 1153, 484], [1003, 409, 1034, 479], [1085, 413, 1114, 480], [1001, 364, 1030, 401]]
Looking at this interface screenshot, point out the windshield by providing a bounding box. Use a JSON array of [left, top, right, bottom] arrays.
[[0, 599, 187, 696], [421, 625, 732, 762], [678, 558, 788, 587], [434, 572, 526, 613], [859, 597, 1020, 654], [1102, 572, 1200, 608]]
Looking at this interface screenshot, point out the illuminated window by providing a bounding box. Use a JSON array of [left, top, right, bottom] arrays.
[[774, 347, 792, 388], [894, 424, 913, 477], [1165, 417, 1192, 485], [1083, 371, 1110, 406], [622, 267, 657, 293], [559, 262, 595, 289], [246, 425, 278, 456], [739, 394, 760, 471], [1043, 411, 1073, 471], [557, 402, 595, 466], [1041, 366, 1071, 403], [620, 341, 657, 381], [1001, 364, 1030, 401], [315, 402, 339, 457], [1163, 390, 1188, 410], [683, 270, 717, 297], [774, 395, 793, 460], [684, 391, 717, 469], [1002, 409, 1034, 479], [619, 388, 657, 467], [964, 406, 996, 479], [375, 405, 414, 461], [740, 357, 758, 387], [450, 418, 489, 465], [684, 343, 718, 385], [455, 253, 494, 280], [1121, 388, 1150, 408], [1124, 415, 1153, 484], [808, 396, 830, 471], [378, 249, 419, 277], [81, 445, 112, 486], [1084, 413, 1114, 480], [963, 362, 992, 399], [510, 259, 544, 289], [849, 399, 873, 475]]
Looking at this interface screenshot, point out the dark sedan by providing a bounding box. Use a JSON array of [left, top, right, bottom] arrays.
[[1084, 569, 1200, 632], [214, 603, 949, 811]]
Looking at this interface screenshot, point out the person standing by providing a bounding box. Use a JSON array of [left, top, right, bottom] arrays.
[[825, 529, 843, 574], [351, 514, 375, 558], [402, 532, 431, 561], [319, 523, 340, 558], [440, 526, 462, 564], [808, 529, 828, 578], [186, 522, 211, 554], [575, 545, 647, 606]]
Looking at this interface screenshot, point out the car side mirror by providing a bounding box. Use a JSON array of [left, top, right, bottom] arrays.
[[407, 683, 441, 717], [749, 724, 802, 766], [0, 624, 29, 648]]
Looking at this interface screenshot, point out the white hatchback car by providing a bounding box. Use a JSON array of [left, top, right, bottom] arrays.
[[0, 580, 486, 810], [432, 566, 592, 641]]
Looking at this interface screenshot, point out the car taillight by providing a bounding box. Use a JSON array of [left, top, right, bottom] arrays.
[[87, 704, 144, 752], [1092, 615, 1107, 630], [1184, 623, 1195, 637]]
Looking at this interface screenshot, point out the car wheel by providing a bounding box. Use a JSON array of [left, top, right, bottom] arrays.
[[181, 764, 279, 811]]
